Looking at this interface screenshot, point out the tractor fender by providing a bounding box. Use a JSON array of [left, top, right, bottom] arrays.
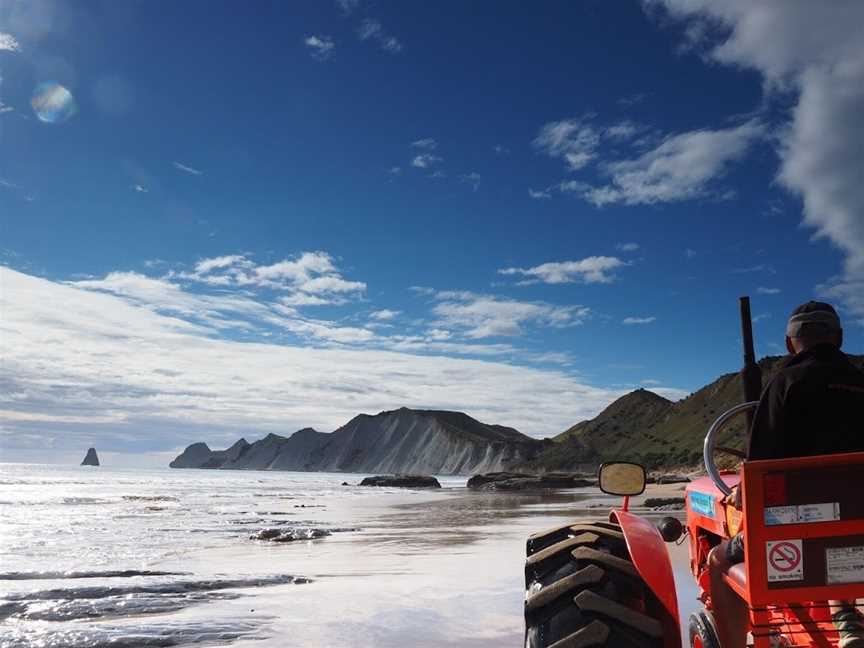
[[611, 510, 681, 647]]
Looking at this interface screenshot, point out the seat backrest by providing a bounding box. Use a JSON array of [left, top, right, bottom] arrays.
[[740, 451, 864, 606]]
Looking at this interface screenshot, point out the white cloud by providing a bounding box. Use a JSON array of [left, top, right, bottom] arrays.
[[411, 153, 442, 169], [387, 166, 402, 175], [177, 252, 366, 299], [605, 120, 640, 140], [194, 254, 248, 274], [684, 248, 697, 259], [172, 161, 203, 176], [622, 316, 657, 325], [336, 0, 359, 15], [820, 278, 864, 326], [0, 33, 20, 52], [732, 264, 775, 274], [460, 172, 481, 192], [581, 120, 764, 206], [647, 0, 864, 318], [304, 35, 335, 60], [358, 19, 402, 52], [0, 101, 14, 114], [528, 188, 552, 200], [0, 267, 634, 457], [411, 138, 437, 150], [615, 242, 640, 252], [370, 309, 400, 321], [618, 92, 647, 106], [132, 184, 148, 193], [533, 117, 600, 171], [756, 286, 781, 295], [499, 256, 627, 285], [493, 145, 510, 155], [429, 290, 590, 339]]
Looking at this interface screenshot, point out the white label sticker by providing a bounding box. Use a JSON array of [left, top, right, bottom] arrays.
[[826, 546, 864, 584], [766, 540, 804, 582], [764, 503, 841, 526], [797, 503, 840, 523], [765, 506, 798, 526]]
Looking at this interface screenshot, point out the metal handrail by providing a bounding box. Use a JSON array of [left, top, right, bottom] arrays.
[[703, 401, 759, 496]]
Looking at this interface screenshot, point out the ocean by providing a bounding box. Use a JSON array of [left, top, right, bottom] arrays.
[[0, 464, 695, 647]]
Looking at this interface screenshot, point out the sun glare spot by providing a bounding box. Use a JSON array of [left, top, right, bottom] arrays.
[[31, 82, 77, 124]]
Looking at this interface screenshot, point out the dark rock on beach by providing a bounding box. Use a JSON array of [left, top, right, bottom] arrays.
[[468, 472, 595, 491], [250, 528, 331, 542], [647, 474, 691, 485], [643, 497, 686, 510], [466, 472, 533, 488], [359, 475, 441, 488]]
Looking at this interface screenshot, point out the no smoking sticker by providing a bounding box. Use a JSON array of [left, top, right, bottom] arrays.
[[766, 540, 804, 582]]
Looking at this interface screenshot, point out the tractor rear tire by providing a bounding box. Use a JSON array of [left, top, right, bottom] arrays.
[[525, 519, 665, 648], [688, 610, 720, 648]]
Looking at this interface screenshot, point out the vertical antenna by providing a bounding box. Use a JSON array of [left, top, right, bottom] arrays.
[[739, 296, 762, 429]]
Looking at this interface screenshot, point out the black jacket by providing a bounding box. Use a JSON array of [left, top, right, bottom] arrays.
[[747, 344, 864, 460]]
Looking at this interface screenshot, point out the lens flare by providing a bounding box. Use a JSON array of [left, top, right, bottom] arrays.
[[31, 82, 77, 123]]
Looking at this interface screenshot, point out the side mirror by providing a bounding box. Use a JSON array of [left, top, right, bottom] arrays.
[[598, 462, 646, 496]]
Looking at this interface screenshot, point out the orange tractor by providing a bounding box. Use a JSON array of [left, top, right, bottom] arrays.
[[524, 298, 864, 648]]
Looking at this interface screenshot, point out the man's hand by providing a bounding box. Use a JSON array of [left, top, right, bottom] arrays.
[[724, 485, 742, 510]]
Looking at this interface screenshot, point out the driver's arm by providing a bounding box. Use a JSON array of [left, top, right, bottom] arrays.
[[747, 375, 790, 460]]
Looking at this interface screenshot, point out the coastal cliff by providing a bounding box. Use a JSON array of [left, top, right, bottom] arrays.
[[170, 407, 545, 475]]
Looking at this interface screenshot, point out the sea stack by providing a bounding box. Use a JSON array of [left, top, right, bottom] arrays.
[[81, 447, 100, 466]]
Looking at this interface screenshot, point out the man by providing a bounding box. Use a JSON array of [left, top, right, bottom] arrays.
[[709, 301, 864, 648]]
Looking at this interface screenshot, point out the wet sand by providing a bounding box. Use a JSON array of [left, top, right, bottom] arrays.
[[0, 466, 697, 647], [192, 483, 696, 647]]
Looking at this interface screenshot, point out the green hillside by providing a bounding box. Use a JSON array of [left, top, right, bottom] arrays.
[[519, 354, 864, 472]]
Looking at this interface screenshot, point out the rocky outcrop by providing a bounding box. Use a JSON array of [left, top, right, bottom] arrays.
[[81, 448, 100, 466], [170, 408, 544, 475], [359, 475, 441, 488], [170, 438, 250, 469], [250, 528, 331, 542], [467, 472, 594, 491], [466, 472, 534, 488], [644, 497, 686, 510]]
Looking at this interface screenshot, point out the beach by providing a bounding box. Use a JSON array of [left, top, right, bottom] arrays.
[[0, 464, 695, 647]]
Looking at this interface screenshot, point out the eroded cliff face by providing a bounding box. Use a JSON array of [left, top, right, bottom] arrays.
[[169, 408, 543, 475]]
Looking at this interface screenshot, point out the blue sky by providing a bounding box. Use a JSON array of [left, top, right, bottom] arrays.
[[1, 1, 863, 464]]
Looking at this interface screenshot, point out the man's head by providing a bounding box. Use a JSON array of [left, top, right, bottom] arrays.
[[785, 301, 843, 354]]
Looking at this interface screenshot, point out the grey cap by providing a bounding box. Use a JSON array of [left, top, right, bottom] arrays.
[[786, 301, 842, 338]]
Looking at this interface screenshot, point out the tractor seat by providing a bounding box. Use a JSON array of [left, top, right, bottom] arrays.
[[726, 563, 747, 590]]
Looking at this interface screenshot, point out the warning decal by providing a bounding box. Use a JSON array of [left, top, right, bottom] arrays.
[[826, 546, 864, 584], [766, 540, 804, 582], [764, 502, 841, 526]]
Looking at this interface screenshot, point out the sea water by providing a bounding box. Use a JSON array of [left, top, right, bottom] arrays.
[[0, 464, 696, 647]]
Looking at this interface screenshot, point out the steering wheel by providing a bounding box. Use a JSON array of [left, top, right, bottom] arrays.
[[703, 401, 759, 496]]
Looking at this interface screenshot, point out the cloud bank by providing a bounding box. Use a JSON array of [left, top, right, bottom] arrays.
[[0, 267, 642, 460], [646, 0, 864, 319]]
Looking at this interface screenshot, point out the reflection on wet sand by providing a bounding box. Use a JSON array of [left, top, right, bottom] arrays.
[[359, 490, 611, 549], [1, 466, 697, 648]]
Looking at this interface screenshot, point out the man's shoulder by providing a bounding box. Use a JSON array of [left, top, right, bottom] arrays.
[[776, 348, 864, 389]]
